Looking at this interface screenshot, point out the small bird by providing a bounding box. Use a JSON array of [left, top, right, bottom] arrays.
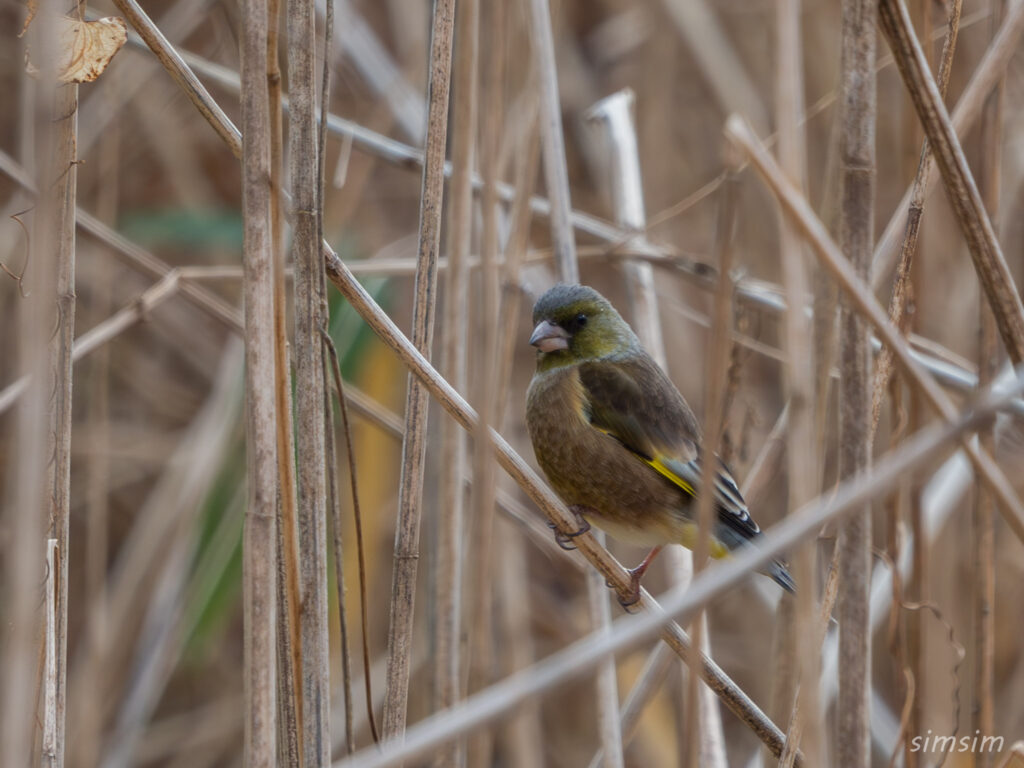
[[525, 284, 793, 603]]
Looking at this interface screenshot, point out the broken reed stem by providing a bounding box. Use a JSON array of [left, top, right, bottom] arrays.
[[527, 0, 579, 282], [287, 0, 331, 759], [877, 0, 1024, 365], [381, 0, 456, 739], [771, 0, 820, 759], [466, 1, 504, 764], [267, 0, 303, 760], [327, 366, 1024, 768], [240, 0, 279, 762], [870, 0, 962, 440], [432, 0, 476, 762]]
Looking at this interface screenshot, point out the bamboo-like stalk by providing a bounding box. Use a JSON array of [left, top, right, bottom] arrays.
[[771, 0, 821, 760], [465, 1, 503, 763], [267, 0, 303, 759], [432, 0, 476, 761], [527, 0, 578, 283], [381, 0, 456, 739], [837, 8, 876, 760], [878, 0, 1024, 364], [28, 13, 80, 765], [326, 368, 1024, 768], [240, 0, 280, 762], [288, 0, 331, 757]]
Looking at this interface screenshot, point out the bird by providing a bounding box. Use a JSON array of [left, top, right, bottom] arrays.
[[525, 283, 794, 604]]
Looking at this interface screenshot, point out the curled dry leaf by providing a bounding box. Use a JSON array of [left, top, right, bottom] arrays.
[[23, 13, 128, 83], [57, 16, 127, 83]]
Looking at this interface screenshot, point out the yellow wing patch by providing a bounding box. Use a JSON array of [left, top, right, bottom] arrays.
[[647, 455, 696, 496]]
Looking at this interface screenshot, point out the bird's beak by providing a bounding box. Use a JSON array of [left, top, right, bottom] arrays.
[[530, 320, 570, 352]]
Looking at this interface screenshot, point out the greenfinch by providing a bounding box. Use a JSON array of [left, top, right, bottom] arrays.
[[525, 284, 794, 600]]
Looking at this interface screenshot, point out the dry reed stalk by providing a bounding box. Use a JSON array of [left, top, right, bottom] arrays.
[[17, 15, 81, 765], [836, 1, 876, 759], [287, 0, 331, 757], [871, 0, 1024, 288], [527, 0, 578, 283], [432, 0, 476, 761], [495, 524, 545, 768], [267, 0, 303, 759], [771, 0, 821, 760], [240, 0, 279, 763], [972, 2, 1004, 762], [779, 555, 841, 768], [685, 173, 735, 768], [327, 368, 1024, 768], [381, 0, 456, 739], [586, 643, 675, 767], [465, 2, 504, 764], [870, 0, 962, 439], [877, 0, 1024, 364]]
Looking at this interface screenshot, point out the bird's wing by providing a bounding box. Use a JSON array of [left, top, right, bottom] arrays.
[[578, 357, 760, 540]]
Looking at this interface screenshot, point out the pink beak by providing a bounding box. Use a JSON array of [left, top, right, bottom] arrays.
[[530, 320, 570, 352]]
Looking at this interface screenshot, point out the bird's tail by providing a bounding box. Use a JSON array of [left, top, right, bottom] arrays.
[[761, 558, 795, 594]]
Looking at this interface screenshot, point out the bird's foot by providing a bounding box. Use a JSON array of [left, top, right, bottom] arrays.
[[548, 505, 593, 550], [609, 546, 663, 611]]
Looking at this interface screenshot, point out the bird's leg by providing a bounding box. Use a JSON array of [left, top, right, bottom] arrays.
[[547, 505, 593, 550], [615, 545, 664, 608]]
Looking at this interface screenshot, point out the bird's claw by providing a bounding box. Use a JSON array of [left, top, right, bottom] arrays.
[[609, 568, 643, 611], [548, 506, 592, 551]]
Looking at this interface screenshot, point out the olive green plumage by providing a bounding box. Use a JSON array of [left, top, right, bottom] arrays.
[[525, 284, 794, 593]]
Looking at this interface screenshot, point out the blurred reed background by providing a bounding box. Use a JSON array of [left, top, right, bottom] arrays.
[[2, 0, 1024, 766]]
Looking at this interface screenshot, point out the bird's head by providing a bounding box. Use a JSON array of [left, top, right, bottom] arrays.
[[529, 284, 638, 370]]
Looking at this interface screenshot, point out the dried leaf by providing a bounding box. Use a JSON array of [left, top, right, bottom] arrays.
[[57, 16, 127, 84]]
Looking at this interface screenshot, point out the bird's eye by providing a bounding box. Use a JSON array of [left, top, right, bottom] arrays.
[[575, 313, 587, 327]]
